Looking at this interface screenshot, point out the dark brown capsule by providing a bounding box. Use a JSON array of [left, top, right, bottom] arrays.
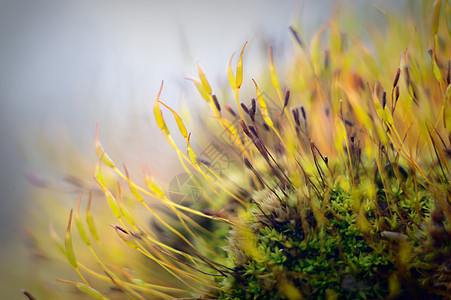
[[410, 81, 419, 103], [289, 26, 303, 47], [393, 68, 400, 88], [446, 60, 450, 85], [197, 157, 211, 166], [342, 117, 354, 127], [404, 66, 410, 86], [244, 157, 253, 170], [114, 225, 128, 234], [248, 124, 259, 138], [250, 98, 256, 121], [239, 119, 252, 138], [300, 106, 306, 121], [382, 91, 387, 109], [224, 104, 237, 117], [240, 103, 250, 115], [291, 107, 300, 126], [212, 94, 221, 112], [395, 86, 400, 101], [22, 290, 36, 300], [283, 88, 290, 109]]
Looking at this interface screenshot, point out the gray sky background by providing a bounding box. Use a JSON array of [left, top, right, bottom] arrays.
[[0, 0, 405, 298]]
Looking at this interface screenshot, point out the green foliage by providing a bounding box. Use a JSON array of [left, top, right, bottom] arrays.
[[217, 176, 440, 299]]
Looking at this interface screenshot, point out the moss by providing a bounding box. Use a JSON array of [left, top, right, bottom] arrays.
[[217, 178, 440, 299], [39, 1, 451, 299]]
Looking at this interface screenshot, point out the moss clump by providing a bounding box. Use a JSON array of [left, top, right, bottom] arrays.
[[217, 168, 447, 299]]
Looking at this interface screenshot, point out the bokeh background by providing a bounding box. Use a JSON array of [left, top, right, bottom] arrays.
[[0, 0, 406, 298]]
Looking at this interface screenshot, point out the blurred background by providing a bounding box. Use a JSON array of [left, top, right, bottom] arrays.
[[0, 0, 406, 298]]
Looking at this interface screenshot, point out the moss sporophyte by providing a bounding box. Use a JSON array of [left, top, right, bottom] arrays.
[[32, 1, 451, 299]]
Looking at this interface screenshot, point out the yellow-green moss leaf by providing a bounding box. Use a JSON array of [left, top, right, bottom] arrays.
[[197, 63, 212, 95], [95, 178, 122, 219], [154, 102, 170, 135], [252, 79, 274, 128], [159, 101, 188, 139], [95, 127, 115, 168], [50, 222, 66, 255], [189, 78, 210, 102], [65, 210, 78, 268], [75, 198, 90, 246], [433, 59, 443, 82], [228, 53, 236, 90], [76, 283, 109, 300], [433, 0, 442, 35], [187, 133, 199, 166], [86, 194, 100, 242], [236, 41, 248, 89], [268, 47, 282, 101]]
